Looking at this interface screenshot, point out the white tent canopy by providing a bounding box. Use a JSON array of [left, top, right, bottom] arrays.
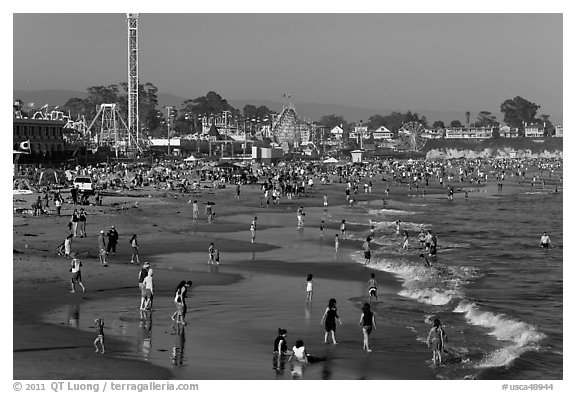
[[322, 157, 339, 163], [184, 155, 200, 162]]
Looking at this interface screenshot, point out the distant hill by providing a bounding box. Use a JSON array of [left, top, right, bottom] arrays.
[[13, 89, 562, 125]]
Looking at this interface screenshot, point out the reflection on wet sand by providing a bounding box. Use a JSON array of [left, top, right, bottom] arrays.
[[68, 304, 80, 327], [137, 310, 153, 359], [171, 322, 186, 366], [272, 354, 287, 378]]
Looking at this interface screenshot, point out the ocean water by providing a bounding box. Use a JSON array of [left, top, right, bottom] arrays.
[[350, 188, 563, 380]]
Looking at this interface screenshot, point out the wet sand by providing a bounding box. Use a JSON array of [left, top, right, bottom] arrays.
[[13, 178, 461, 380]]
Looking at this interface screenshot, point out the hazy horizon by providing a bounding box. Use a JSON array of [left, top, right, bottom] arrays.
[[13, 13, 562, 121]]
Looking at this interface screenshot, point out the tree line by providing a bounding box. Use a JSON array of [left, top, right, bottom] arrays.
[[42, 82, 556, 138]]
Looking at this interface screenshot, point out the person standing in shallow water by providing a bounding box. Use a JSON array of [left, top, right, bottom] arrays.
[[359, 303, 376, 352], [250, 217, 257, 243], [363, 237, 372, 265], [367, 273, 378, 303], [539, 232, 552, 248], [305, 274, 314, 304], [426, 318, 447, 365], [130, 234, 140, 264], [320, 298, 342, 344]]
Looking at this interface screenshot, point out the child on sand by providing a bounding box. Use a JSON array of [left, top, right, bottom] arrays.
[[401, 230, 409, 251], [70, 253, 86, 293], [208, 242, 215, 264], [340, 220, 346, 239], [320, 298, 342, 344], [426, 318, 447, 365], [250, 217, 257, 243], [359, 303, 376, 352], [93, 318, 105, 353], [273, 328, 292, 355], [368, 273, 378, 303], [305, 274, 314, 304], [363, 237, 372, 265]]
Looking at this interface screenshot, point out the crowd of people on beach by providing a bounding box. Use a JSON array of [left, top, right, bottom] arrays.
[[16, 155, 561, 373]]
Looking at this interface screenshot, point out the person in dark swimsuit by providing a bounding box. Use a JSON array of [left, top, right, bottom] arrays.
[[273, 328, 292, 355], [359, 303, 376, 352], [321, 298, 341, 344]]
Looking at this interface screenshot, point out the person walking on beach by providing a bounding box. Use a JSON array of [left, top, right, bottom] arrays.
[[250, 217, 257, 243], [142, 268, 154, 310], [171, 281, 187, 324], [98, 230, 108, 266], [107, 226, 119, 256], [429, 234, 438, 258], [55, 197, 62, 217], [138, 262, 150, 309], [368, 273, 378, 303], [334, 234, 339, 253], [340, 220, 346, 239], [205, 203, 213, 223], [320, 298, 342, 344], [70, 209, 79, 237], [319, 220, 325, 239], [78, 209, 87, 237], [539, 232, 552, 248], [363, 237, 372, 265], [395, 220, 402, 236], [69, 252, 86, 293], [305, 274, 314, 304], [418, 228, 426, 249], [401, 230, 410, 251], [297, 207, 305, 230], [93, 317, 105, 354], [359, 303, 376, 352], [129, 234, 140, 264], [192, 200, 199, 222], [64, 233, 73, 258], [208, 242, 216, 264], [236, 183, 241, 200], [424, 230, 433, 251], [426, 318, 447, 365], [179, 280, 193, 323], [323, 194, 328, 211]]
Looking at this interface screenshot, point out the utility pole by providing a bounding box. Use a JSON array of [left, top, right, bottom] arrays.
[[165, 106, 173, 156]]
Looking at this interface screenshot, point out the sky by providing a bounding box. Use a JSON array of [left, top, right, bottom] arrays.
[[12, 9, 563, 119]]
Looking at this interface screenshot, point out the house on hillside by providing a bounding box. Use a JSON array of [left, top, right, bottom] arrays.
[[422, 128, 444, 139], [524, 123, 545, 138], [329, 125, 344, 140], [372, 125, 394, 140], [499, 125, 519, 138], [554, 125, 563, 137]]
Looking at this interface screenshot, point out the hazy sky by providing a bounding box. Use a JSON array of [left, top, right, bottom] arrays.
[[13, 12, 562, 117]]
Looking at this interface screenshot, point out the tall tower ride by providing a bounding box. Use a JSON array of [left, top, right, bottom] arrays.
[[127, 13, 139, 146]]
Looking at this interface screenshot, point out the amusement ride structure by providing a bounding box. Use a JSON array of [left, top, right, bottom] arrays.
[[398, 121, 427, 152], [84, 13, 144, 156], [271, 97, 313, 149]]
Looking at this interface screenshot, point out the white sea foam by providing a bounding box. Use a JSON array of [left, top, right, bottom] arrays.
[[367, 208, 420, 216], [399, 288, 454, 306], [454, 300, 546, 368]]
